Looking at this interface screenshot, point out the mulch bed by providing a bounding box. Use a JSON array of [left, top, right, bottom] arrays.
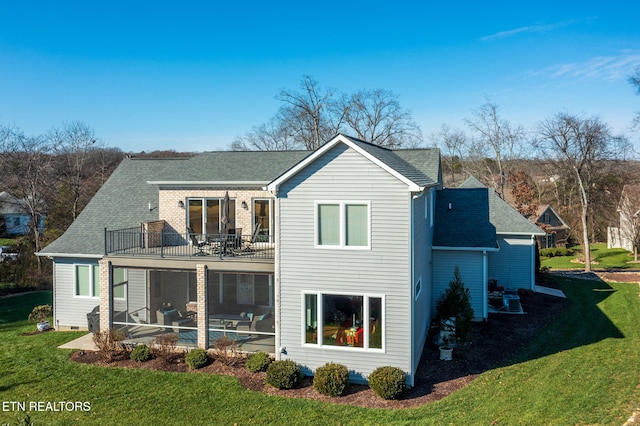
[[70, 289, 569, 409]]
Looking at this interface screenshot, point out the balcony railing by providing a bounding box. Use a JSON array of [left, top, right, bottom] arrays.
[[105, 228, 274, 260]]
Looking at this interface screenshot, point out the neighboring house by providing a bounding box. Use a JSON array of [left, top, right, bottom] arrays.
[[608, 184, 640, 252], [0, 191, 45, 237], [529, 205, 571, 249], [38, 134, 542, 386]]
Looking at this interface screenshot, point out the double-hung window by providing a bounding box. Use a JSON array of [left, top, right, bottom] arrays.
[[303, 292, 383, 350], [316, 201, 370, 248], [75, 264, 126, 299], [75, 264, 100, 297]]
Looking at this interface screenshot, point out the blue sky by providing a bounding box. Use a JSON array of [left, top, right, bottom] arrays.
[[1, 1, 639, 152]]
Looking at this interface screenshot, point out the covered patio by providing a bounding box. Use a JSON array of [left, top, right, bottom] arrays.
[[98, 261, 276, 353]]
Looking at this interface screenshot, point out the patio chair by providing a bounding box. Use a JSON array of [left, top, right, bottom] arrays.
[[187, 227, 209, 256], [238, 224, 261, 253]]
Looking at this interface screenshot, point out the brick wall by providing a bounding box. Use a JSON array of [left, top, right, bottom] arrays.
[[158, 188, 273, 238]]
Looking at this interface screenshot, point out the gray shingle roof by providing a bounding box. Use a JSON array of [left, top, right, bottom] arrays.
[[39, 151, 309, 256], [458, 176, 545, 236], [433, 188, 497, 248], [343, 135, 441, 188], [39, 136, 442, 257]]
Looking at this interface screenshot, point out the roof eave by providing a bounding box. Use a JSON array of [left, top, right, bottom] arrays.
[[147, 181, 270, 187], [432, 245, 499, 252]]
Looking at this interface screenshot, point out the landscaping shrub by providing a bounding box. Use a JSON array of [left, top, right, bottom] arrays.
[[246, 351, 272, 373], [313, 362, 349, 397], [185, 348, 209, 369], [92, 329, 127, 362], [130, 344, 152, 362], [265, 360, 302, 390], [213, 336, 241, 366], [368, 366, 406, 400], [27, 304, 52, 323], [151, 333, 180, 363], [435, 266, 474, 344]]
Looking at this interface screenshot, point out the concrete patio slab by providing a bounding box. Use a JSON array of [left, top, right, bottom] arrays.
[[534, 285, 566, 298], [58, 332, 97, 351]]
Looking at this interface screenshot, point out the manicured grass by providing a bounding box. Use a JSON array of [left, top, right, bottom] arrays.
[[541, 242, 634, 270], [1, 282, 639, 425], [0, 238, 17, 246]]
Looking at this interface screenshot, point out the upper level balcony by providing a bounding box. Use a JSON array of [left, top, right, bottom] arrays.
[[104, 224, 274, 262]]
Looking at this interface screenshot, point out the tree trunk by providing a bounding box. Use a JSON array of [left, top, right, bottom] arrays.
[[581, 204, 591, 272]]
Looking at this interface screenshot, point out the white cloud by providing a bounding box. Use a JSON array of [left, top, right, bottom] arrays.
[[530, 52, 640, 81], [481, 21, 575, 42]]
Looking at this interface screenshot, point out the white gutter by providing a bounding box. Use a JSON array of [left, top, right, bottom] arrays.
[[36, 253, 103, 259], [432, 245, 499, 252], [147, 181, 269, 186]]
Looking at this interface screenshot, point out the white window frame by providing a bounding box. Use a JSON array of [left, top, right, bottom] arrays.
[[314, 201, 371, 250], [112, 267, 127, 301], [74, 264, 100, 298], [301, 291, 384, 352]]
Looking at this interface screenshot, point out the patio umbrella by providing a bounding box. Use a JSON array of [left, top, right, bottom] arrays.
[[219, 191, 231, 258], [221, 191, 230, 235]]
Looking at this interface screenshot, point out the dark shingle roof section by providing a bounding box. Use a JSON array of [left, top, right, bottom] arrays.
[[433, 188, 497, 248], [458, 176, 545, 235], [342, 135, 440, 187]]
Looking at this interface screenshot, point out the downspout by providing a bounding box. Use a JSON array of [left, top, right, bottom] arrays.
[[410, 194, 416, 388], [530, 235, 536, 291], [483, 250, 488, 320], [274, 195, 282, 360]]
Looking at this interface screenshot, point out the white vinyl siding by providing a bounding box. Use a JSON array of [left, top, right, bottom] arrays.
[[432, 250, 485, 321], [489, 235, 536, 290], [54, 258, 102, 329], [278, 143, 413, 383]]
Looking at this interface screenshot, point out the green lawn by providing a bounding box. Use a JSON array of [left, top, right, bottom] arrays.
[[0, 238, 17, 246], [541, 242, 634, 270], [1, 282, 639, 425]]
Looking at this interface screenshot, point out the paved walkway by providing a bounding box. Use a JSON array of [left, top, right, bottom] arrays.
[[534, 285, 566, 298], [58, 333, 96, 351]]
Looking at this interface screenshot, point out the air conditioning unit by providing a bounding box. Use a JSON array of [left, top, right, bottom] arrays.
[[503, 294, 521, 312]]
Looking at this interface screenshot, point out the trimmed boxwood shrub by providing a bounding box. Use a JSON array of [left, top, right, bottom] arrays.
[[130, 344, 152, 362], [313, 362, 349, 397], [246, 351, 272, 373], [368, 366, 406, 400], [265, 360, 302, 389], [185, 348, 209, 369]]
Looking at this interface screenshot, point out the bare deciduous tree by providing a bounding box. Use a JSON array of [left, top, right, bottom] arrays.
[[275, 75, 341, 151], [49, 121, 104, 221], [430, 124, 467, 185], [231, 75, 422, 150], [340, 88, 422, 148], [535, 112, 630, 272], [231, 118, 302, 151], [0, 126, 55, 259], [464, 99, 525, 198]]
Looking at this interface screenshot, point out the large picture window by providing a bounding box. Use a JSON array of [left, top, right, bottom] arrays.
[[303, 292, 383, 350], [316, 201, 370, 248]]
